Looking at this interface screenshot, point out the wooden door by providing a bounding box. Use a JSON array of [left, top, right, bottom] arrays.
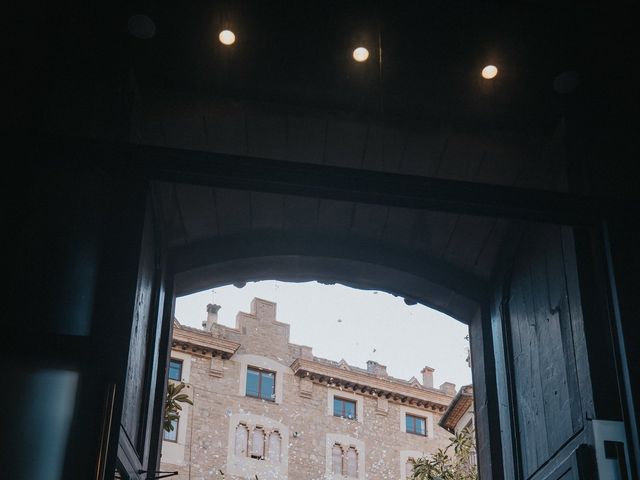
[[491, 224, 603, 479], [108, 192, 173, 480]]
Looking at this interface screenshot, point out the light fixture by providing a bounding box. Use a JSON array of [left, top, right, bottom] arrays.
[[481, 65, 498, 79], [352, 47, 370, 62], [219, 29, 236, 46], [553, 71, 580, 94], [128, 14, 156, 39]]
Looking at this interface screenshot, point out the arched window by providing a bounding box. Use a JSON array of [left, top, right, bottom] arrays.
[[268, 431, 281, 462], [346, 447, 358, 477], [234, 424, 248, 457], [251, 427, 265, 459], [405, 458, 414, 479], [332, 444, 343, 474]]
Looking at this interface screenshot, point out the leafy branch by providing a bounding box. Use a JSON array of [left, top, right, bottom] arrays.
[[163, 382, 193, 432], [411, 426, 478, 480]]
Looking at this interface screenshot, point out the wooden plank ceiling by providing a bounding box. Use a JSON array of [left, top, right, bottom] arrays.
[[137, 94, 564, 316]]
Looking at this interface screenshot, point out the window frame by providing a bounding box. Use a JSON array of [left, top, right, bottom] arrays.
[[168, 358, 183, 381], [245, 366, 276, 402], [333, 396, 358, 420], [405, 414, 427, 436]]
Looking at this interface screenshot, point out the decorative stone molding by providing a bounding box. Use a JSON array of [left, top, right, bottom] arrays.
[[376, 396, 389, 416], [299, 377, 313, 398], [325, 434, 365, 479], [291, 358, 453, 412], [209, 356, 224, 377], [172, 324, 240, 359], [226, 413, 289, 480]]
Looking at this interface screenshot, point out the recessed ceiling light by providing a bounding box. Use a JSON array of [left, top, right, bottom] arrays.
[[219, 29, 236, 46], [353, 47, 370, 62], [128, 14, 156, 39], [482, 65, 498, 79], [553, 71, 580, 94]]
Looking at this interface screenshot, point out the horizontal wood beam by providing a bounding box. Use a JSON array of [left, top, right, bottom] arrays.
[[37, 136, 635, 225]]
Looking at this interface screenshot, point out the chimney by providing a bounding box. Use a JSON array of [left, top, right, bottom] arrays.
[[366, 360, 388, 376], [204, 303, 221, 331], [421, 366, 435, 388], [440, 382, 456, 395]]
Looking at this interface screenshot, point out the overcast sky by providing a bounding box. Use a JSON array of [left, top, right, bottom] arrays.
[[175, 281, 472, 390]]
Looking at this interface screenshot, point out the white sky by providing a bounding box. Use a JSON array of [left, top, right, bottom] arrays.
[[174, 281, 472, 389]]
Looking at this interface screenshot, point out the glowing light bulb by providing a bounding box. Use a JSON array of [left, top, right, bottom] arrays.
[[219, 30, 236, 46], [352, 47, 369, 62], [481, 65, 498, 79]]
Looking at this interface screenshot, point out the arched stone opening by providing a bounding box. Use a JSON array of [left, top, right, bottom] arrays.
[[170, 232, 484, 325]]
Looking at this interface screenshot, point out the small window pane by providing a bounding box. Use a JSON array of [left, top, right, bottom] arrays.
[[163, 419, 178, 442], [333, 398, 342, 416], [406, 415, 414, 432], [261, 371, 275, 401], [406, 414, 427, 436], [334, 398, 357, 420], [246, 368, 260, 398], [344, 401, 356, 420], [168, 359, 182, 381]]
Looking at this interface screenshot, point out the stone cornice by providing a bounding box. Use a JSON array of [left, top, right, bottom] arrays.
[[172, 326, 240, 358], [291, 358, 453, 412], [439, 385, 473, 432]]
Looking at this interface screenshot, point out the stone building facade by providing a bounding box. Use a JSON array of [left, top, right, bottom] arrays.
[[160, 298, 459, 479]]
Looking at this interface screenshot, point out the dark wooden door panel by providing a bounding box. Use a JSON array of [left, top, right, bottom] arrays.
[[503, 225, 587, 478], [532, 445, 596, 480], [115, 193, 170, 479], [121, 210, 156, 449]]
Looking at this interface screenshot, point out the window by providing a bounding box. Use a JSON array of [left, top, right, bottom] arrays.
[[406, 414, 427, 436], [405, 459, 414, 479], [332, 444, 343, 474], [331, 443, 359, 478], [163, 418, 178, 442], [251, 427, 265, 459], [246, 367, 276, 401], [346, 447, 358, 477], [333, 397, 357, 420], [268, 431, 282, 462], [168, 359, 183, 381], [234, 423, 248, 456]]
